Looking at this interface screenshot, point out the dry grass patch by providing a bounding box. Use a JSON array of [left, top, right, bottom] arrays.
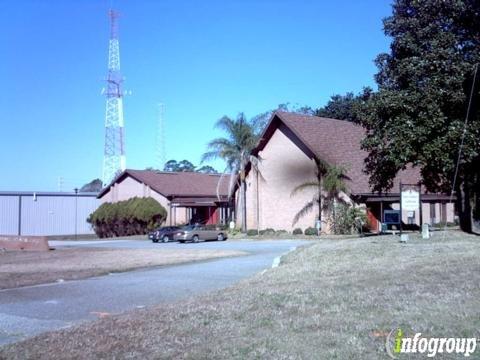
[[0, 248, 246, 290], [1, 231, 479, 359]]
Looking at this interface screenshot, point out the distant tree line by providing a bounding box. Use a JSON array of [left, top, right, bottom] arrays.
[[79, 179, 103, 193], [315, 88, 373, 123], [145, 159, 218, 174], [79, 160, 219, 195]]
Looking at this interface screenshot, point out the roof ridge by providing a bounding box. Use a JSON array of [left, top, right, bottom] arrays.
[[99, 168, 230, 199], [275, 110, 361, 126], [130, 169, 226, 176]]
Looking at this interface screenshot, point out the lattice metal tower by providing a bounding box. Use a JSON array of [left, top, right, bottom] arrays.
[[102, 9, 126, 186], [156, 103, 167, 170]]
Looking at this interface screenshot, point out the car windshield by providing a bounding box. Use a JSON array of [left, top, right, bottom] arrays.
[[157, 227, 173, 231], [181, 225, 197, 231]]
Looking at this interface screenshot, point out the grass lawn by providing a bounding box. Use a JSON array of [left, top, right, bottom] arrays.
[[1, 231, 479, 359], [0, 248, 246, 290]]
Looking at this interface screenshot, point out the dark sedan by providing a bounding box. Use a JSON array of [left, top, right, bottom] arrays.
[[149, 226, 182, 243]]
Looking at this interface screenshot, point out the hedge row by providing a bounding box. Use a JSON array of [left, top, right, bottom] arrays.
[[87, 197, 167, 238], [245, 227, 318, 236], [246, 228, 304, 236]]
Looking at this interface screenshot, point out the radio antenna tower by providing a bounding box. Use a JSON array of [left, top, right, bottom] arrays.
[[102, 9, 126, 186], [156, 103, 167, 170]]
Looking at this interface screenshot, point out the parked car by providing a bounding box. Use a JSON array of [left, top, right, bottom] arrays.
[[175, 224, 228, 243], [149, 226, 182, 243]]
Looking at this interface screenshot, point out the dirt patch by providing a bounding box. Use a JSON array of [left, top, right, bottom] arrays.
[[1, 231, 479, 359], [0, 248, 246, 290]]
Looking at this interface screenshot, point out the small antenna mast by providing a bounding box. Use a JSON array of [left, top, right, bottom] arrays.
[[156, 103, 167, 170]]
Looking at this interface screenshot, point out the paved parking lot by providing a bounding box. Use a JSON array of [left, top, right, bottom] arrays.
[[0, 239, 308, 345]]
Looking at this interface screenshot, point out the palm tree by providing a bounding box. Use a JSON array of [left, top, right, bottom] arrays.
[[202, 113, 260, 232], [291, 161, 347, 234], [322, 165, 348, 233]]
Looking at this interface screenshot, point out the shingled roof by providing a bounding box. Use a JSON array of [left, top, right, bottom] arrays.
[[98, 169, 231, 199], [254, 111, 421, 195]]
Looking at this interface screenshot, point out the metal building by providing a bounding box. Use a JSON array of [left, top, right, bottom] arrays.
[[0, 191, 100, 236]]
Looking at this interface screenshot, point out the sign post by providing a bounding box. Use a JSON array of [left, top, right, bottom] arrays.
[[399, 182, 402, 236], [315, 219, 321, 236], [400, 183, 422, 237]]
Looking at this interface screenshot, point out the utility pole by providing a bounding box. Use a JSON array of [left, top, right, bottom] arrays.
[[74, 188, 78, 240], [156, 103, 166, 170], [57, 176, 64, 192], [102, 9, 126, 186]]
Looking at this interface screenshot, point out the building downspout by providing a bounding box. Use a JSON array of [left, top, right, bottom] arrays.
[[256, 169, 260, 234], [380, 201, 383, 233], [419, 184, 423, 228], [17, 195, 22, 236]]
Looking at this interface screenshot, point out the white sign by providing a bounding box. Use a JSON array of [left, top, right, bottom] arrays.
[[422, 223, 430, 239], [401, 189, 420, 211]]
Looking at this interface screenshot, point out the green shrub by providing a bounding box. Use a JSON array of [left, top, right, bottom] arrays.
[[333, 204, 367, 234], [228, 227, 242, 236], [217, 224, 229, 231], [292, 228, 303, 235], [304, 227, 318, 236], [275, 230, 288, 236], [434, 221, 457, 228], [259, 228, 275, 236], [247, 229, 259, 236], [87, 197, 167, 238]]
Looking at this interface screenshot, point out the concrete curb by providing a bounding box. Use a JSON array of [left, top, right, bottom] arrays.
[[272, 246, 298, 268]]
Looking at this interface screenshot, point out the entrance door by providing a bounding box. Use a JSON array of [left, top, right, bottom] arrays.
[[366, 203, 380, 232], [191, 206, 219, 225]]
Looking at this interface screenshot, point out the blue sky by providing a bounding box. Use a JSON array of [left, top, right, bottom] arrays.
[[0, 0, 392, 191]]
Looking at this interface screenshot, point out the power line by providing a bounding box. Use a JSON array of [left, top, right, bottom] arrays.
[[443, 63, 479, 238]]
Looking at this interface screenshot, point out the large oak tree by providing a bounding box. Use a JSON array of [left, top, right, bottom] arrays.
[[360, 0, 480, 232]]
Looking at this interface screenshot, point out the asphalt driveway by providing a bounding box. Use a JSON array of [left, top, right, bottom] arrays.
[[0, 239, 308, 346]]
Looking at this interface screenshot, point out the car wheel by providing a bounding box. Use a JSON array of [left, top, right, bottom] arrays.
[[152, 238, 159, 243], [192, 235, 199, 243], [179, 240, 185, 243], [217, 233, 224, 241], [162, 235, 169, 243]]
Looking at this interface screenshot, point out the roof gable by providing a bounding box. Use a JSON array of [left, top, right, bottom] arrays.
[[98, 169, 230, 199], [255, 111, 420, 195]]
